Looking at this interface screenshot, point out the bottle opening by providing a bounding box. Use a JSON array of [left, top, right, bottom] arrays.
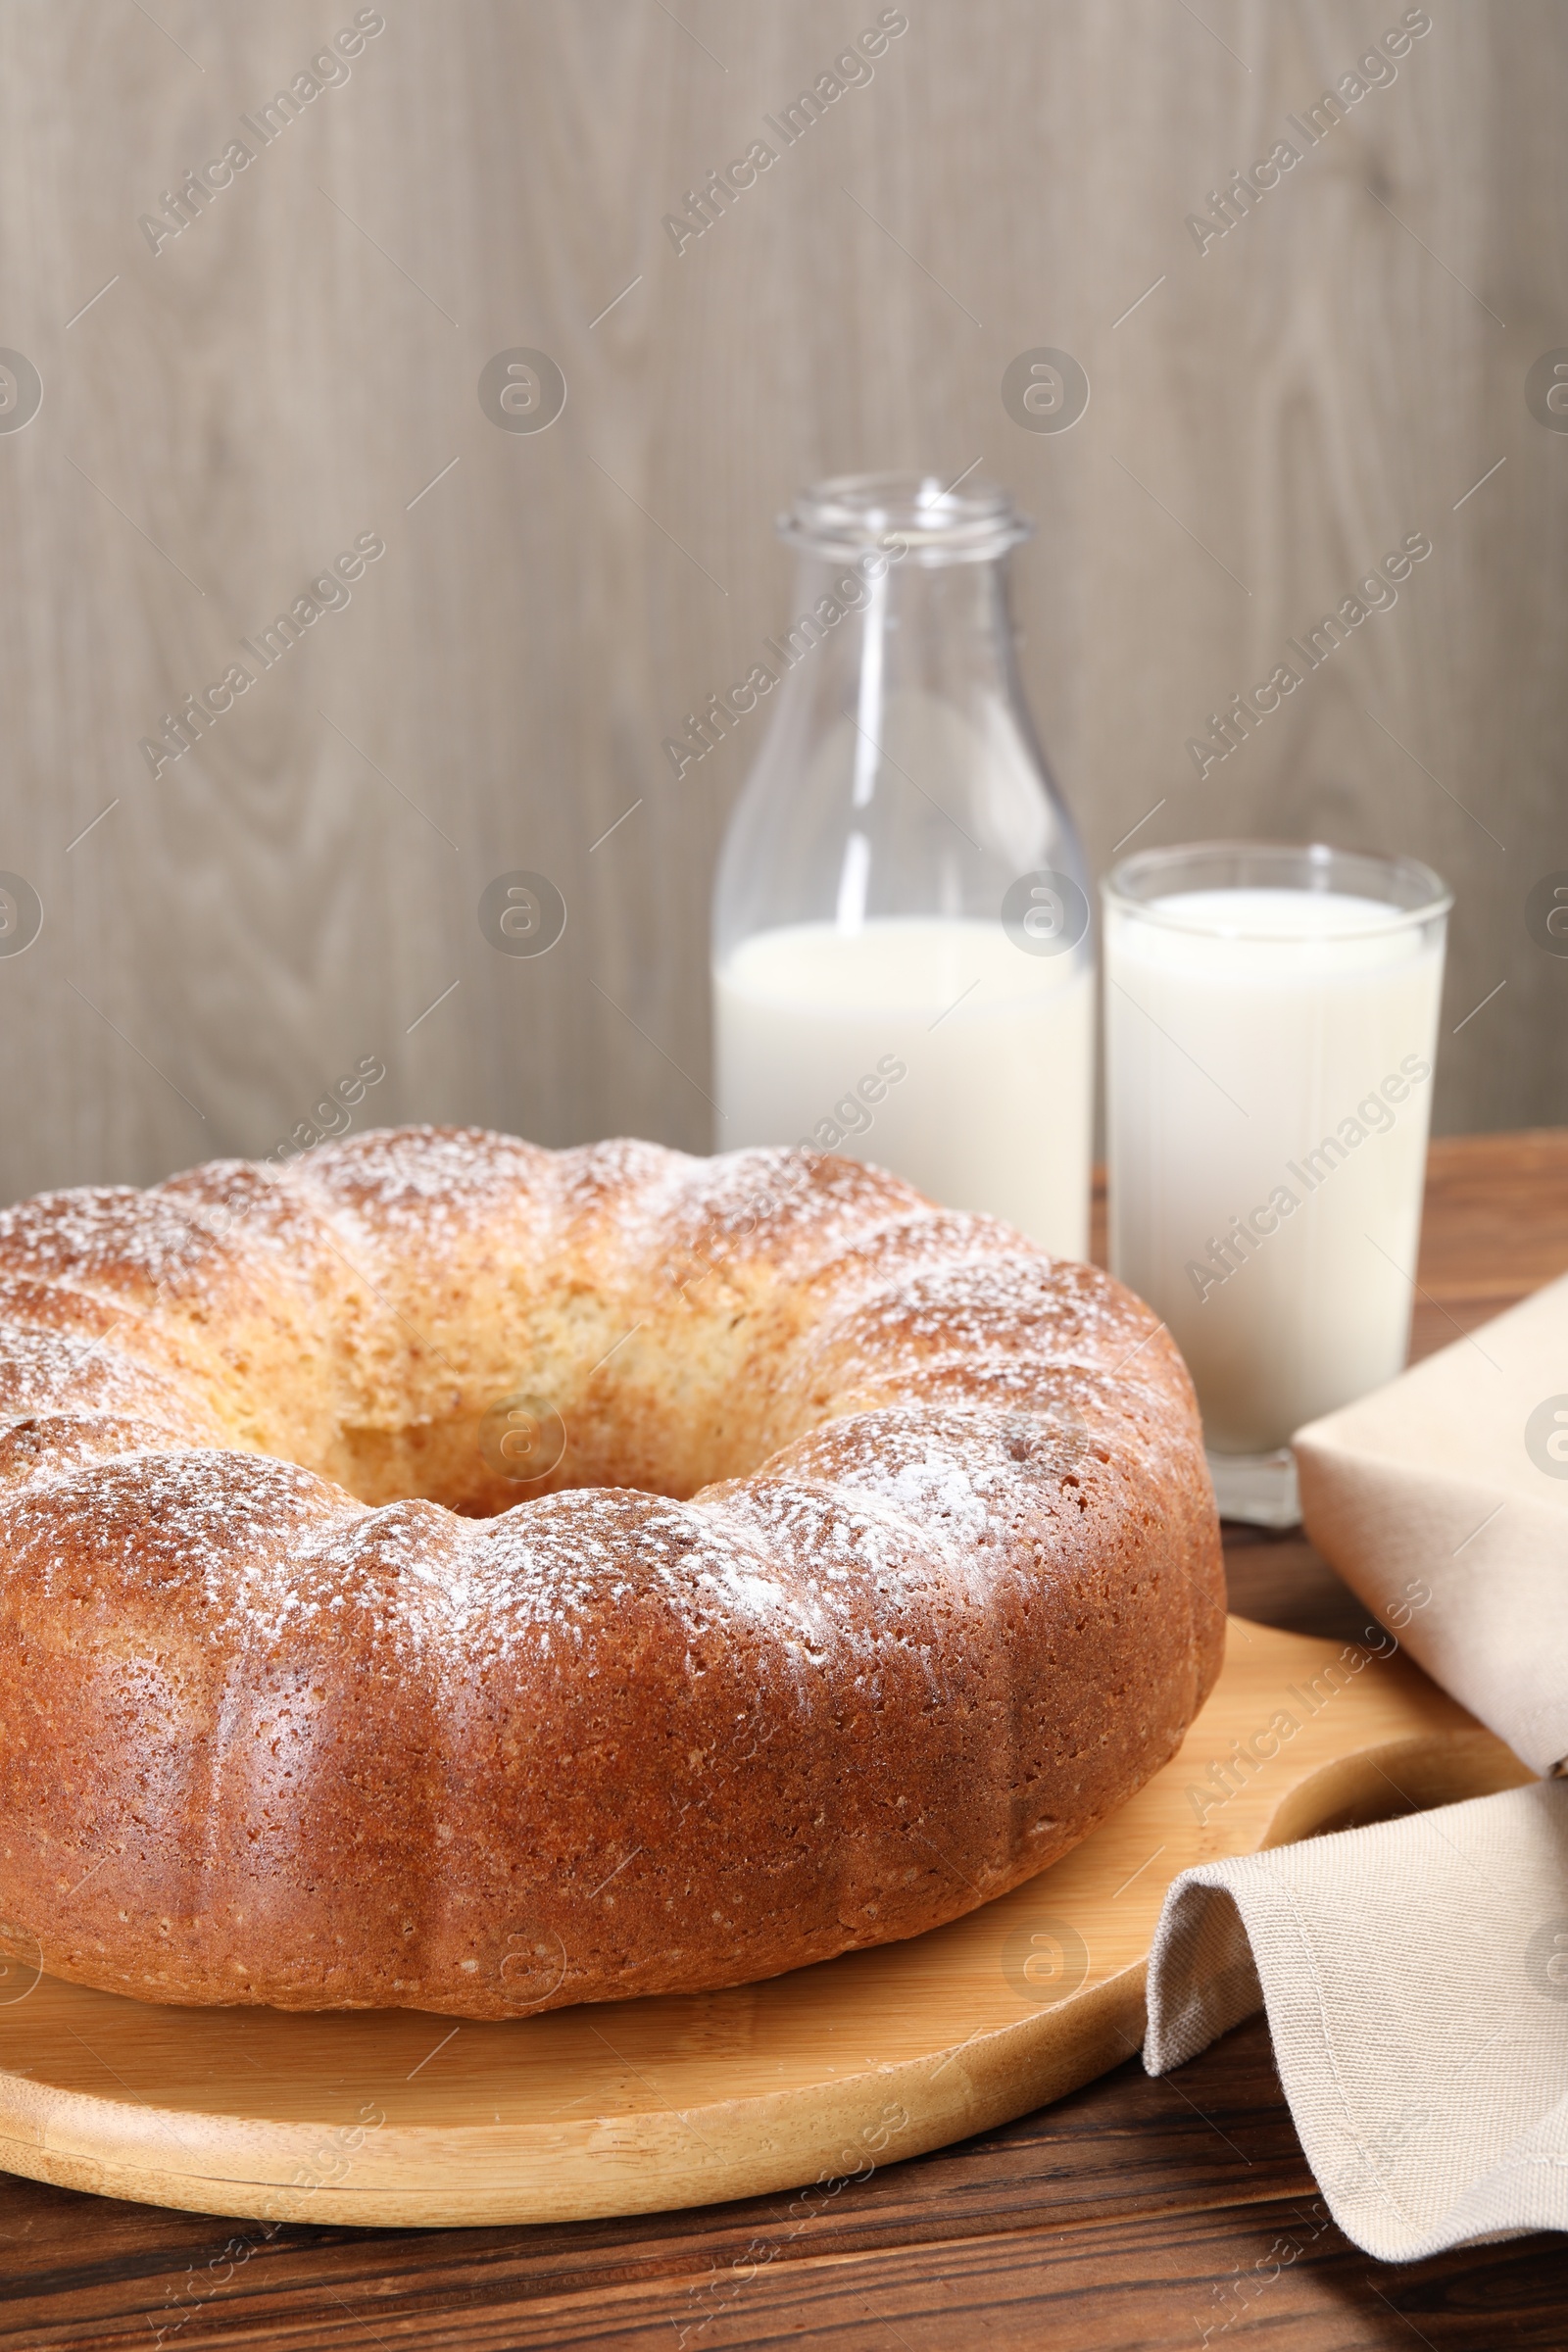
[[779, 470, 1031, 564]]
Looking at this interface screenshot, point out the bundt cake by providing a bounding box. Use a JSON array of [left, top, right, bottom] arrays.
[[0, 1128, 1223, 2016]]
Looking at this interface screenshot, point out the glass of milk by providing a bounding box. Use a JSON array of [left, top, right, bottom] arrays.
[[711, 473, 1094, 1256], [1102, 841, 1451, 1526]]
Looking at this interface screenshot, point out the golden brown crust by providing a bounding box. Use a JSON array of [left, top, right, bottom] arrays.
[[0, 1129, 1223, 2015]]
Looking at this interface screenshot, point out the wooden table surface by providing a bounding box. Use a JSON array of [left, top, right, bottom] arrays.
[[3, 1131, 1566, 2352]]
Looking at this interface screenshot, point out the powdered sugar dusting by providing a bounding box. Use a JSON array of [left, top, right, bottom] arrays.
[[0, 1126, 1192, 1660]]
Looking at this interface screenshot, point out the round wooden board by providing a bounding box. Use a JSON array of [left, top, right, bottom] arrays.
[[0, 1618, 1531, 2228]]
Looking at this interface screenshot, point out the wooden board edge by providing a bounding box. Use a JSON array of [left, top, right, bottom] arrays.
[[0, 1970, 1151, 2229], [1258, 1727, 1535, 1850]]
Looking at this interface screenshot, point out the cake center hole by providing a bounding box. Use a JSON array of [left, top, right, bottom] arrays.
[[308, 1298, 802, 1518]]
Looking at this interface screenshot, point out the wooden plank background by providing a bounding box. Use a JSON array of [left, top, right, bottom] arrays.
[[0, 0, 1561, 1202]]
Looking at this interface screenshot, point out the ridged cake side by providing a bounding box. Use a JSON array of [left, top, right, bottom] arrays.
[[0, 1129, 1224, 2015]]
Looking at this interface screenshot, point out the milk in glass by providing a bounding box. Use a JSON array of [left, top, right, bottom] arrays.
[[1104, 865, 1449, 1484]]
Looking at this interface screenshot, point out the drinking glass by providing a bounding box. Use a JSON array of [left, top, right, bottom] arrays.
[[1102, 840, 1451, 1525]]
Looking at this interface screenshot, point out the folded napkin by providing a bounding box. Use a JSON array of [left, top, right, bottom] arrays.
[[1144, 1783, 1568, 2261], [1295, 1268, 1568, 1779], [1143, 1273, 1568, 2258]]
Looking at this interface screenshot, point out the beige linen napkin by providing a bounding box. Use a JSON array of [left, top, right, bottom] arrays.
[[1143, 1783, 1568, 2261], [1295, 1268, 1568, 1779], [1143, 1273, 1568, 2257]]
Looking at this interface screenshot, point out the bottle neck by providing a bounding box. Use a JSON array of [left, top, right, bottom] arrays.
[[713, 531, 1085, 961], [765, 544, 1021, 715]]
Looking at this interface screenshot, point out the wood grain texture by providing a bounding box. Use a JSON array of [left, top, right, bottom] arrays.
[[0, 1, 1562, 1207], [4, 2020, 1568, 2349]]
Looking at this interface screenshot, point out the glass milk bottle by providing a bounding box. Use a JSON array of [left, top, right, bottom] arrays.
[[712, 472, 1094, 1257]]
